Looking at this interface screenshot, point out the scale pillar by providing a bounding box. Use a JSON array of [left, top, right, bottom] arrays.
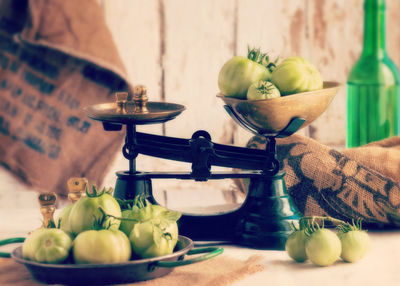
[[235, 172, 301, 249]]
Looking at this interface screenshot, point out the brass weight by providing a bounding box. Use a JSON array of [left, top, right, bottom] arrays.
[[38, 193, 57, 228], [66, 177, 88, 203], [132, 85, 149, 114], [37, 178, 87, 229]]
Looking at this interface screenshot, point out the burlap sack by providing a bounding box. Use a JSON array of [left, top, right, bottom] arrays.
[[244, 134, 400, 227], [0, 0, 129, 197]]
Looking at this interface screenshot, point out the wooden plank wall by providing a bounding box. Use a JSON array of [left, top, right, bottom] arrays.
[[99, 0, 400, 206]]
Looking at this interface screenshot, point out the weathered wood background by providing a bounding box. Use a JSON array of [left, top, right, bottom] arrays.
[[100, 0, 400, 145], [98, 0, 400, 207], [2, 0, 400, 209]]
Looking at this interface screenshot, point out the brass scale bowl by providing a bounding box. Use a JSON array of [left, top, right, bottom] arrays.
[[84, 82, 340, 250]]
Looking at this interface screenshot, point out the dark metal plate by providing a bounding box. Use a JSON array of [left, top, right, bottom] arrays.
[[12, 235, 193, 285], [84, 101, 185, 125]]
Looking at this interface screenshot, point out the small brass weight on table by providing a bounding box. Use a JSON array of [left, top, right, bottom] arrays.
[[66, 177, 88, 203], [38, 193, 57, 228], [38, 177, 88, 228]]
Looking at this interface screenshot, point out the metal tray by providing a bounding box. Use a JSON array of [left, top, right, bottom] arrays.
[[84, 101, 185, 125], [11, 235, 223, 285]]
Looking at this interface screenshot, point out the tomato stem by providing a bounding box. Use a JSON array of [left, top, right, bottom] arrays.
[[85, 183, 110, 198], [300, 216, 346, 226], [98, 206, 139, 223], [299, 216, 365, 236], [247, 47, 278, 72], [337, 218, 364, 233]]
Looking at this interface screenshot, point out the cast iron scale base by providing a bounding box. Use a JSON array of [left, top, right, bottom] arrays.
[[84, 86, 304, 250]]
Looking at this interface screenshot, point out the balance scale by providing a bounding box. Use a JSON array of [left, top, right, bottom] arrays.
[[84, 83, 340, 250]]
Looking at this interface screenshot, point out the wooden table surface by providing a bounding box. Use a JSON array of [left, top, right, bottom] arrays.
[[2, 227, 400, 286], [1, 192, 400, 286], [0, 258, 44, 286]]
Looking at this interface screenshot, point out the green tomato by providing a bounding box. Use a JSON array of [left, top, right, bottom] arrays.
[[129, 220, 178, 259], [118, 199, 180, 259], [119, 203, 164, 236], [120, 203, 179, 241], [285, 230, 308, 263], [73, 229, 131, 264], [22, 228, 72, 264], [141, 204, 179, 246], [271, 56, 323, 95], [56, 204, 74, 238], [338, 230, 370, 263], [119, 206, 141, 237], [305, 229, 341, 266], [138, 204, 167, 221], [68, 189, 121, 235], [218, 56, 270, 99], [247, 80, 280, 100], [152, 204, 171, 216]]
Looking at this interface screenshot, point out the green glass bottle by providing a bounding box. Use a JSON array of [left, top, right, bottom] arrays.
[[347, 0, 400, 148]]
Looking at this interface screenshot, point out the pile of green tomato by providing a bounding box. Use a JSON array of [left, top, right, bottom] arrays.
[[285, 216, 371, 266], [218, 47, 323, 100], [22, 185, 181, 264]]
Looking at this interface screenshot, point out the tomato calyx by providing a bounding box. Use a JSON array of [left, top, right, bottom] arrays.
[[298, 216, 344, 236], [337, 218, 364, 234], [250, 80, 279, 99], [117, 196, 181, 223], [298, 216, 366, 236], [247, 47, 278, 73], [45, 220, 57, 229], [115, 194, 148, 210], [92, 208, 121, 230], [85, 184, 113, 198], [99, 197, 181, 241]]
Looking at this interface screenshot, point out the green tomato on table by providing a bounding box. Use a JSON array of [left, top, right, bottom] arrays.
[[285, 229, 308, 263], [338, 228, 371, 263], [305, 228, 341, 267]]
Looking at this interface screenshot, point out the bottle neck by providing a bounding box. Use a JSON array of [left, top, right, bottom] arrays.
[[362, 0, 386, 57]]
